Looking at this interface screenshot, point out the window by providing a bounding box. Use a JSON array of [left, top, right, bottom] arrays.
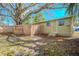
[[59, 20, 64, 26], [74, 27, 79, 31], [46, 22, 51, 27]]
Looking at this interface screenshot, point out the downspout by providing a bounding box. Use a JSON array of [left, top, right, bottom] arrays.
[[71, 16, 75, 37]]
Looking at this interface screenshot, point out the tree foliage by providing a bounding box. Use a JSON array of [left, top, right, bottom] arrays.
[[0, 3, 54, 25], [23, 13, 46, 24], [33, 13, 46, 23], [66, 3, 79, 16]]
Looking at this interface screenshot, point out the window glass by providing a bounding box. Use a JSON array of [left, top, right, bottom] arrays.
[[74, 27, 79, 31], [46, 22, 51, 27], [59, 20, 64, 26]]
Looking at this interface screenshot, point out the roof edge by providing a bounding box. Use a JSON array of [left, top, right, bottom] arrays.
[[33, 16, 73, 25]]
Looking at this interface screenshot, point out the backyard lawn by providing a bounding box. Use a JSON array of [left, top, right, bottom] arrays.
[[0, 35, 37, 56], [0, 34, 79, 56]]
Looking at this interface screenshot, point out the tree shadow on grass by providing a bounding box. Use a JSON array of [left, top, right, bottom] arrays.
[[6, 34, 46, 50]]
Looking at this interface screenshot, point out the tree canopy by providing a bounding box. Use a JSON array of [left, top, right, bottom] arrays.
[[0, 3, 54, 25]]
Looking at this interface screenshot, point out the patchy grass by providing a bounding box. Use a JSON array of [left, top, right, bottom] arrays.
[[0, 35, 35, 56]]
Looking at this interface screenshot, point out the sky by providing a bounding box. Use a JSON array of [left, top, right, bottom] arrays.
[[41, 8, 67, 21], [0, 3, 68, 26]]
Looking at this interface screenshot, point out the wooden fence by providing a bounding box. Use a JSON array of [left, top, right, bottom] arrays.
[[0, 25, 31, 35]]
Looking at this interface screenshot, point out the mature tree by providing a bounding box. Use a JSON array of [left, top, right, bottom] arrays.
[[0, 3, 67, 25], [0, 3, 50, 25]]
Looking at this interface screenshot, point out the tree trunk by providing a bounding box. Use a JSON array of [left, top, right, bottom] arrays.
[[15, 19, 23, 25]]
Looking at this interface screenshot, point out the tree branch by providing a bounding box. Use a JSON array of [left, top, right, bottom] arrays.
[[22, 4, 49, 22]]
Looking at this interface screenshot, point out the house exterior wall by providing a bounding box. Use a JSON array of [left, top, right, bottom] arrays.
[[41, 20, 57, 35], [57, 18, 72, 36]]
